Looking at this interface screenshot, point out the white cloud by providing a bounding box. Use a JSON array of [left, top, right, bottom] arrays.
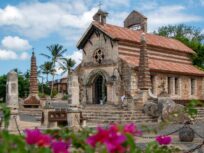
[[200, 0, 204, 6], [0, 2, 97, 39], [0, 5, 27, 27], [66, 50, 82, 67], [0, 48, 30, 60], [55, 50, 82, 76], [143, 5, 202, 32], [19, 52, 29, 60], [0, 49, 17, 60], [1, 36, 31, 51]]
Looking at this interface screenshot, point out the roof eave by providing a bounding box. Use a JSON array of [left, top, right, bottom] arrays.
[[76, 23, 94, 49]]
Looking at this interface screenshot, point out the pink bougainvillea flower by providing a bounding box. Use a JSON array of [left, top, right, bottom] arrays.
[[24, 128, 52, 147], [86, 124, 126, 153], [51, 140, 70, 153], [37, 134, 52, 147], [156, 135, 172, 145], [86, 127, 109, 147], [104, 125, 126, 153], [123, 123, 142, 136], [25, 129, 42, 145]]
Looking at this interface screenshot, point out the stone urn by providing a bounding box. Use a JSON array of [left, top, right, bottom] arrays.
[[179, 121, 195, 142]]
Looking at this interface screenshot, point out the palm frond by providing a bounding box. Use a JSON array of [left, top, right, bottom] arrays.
[[40, 53, 51, 59]]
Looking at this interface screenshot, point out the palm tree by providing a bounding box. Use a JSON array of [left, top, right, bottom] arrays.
[[40, 62, 53, 83], [41, 44, 67, 97], [59, 58, 76, 102]]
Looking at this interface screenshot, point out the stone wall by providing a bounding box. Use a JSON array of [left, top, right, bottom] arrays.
[[150, 73, 204, 100]]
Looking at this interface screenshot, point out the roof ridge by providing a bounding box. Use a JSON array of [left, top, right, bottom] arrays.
[[87, 21, 194, 53]]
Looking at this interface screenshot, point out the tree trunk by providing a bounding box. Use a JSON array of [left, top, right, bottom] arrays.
[[67, 71, 70, 104], [46, 74, 48, 84], [42, 77, 44, 95], [50, 75, 55, 98]]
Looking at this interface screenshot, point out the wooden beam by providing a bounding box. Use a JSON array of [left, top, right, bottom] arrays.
[[88, 39, 93, 45], [82, 49, 86, 55], [110, 40, 114, 48], [95, 29, 100, 37], [103, 34, 107, 42]]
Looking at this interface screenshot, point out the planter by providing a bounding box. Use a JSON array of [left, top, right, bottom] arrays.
[[179, 122, 194, 142]]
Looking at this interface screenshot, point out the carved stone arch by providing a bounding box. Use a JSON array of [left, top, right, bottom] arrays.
[[85, 69, 110, 86]]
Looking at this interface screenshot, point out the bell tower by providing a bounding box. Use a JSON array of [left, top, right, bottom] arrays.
[[124, 10, 147, 32], [93, 9, 108, 25]]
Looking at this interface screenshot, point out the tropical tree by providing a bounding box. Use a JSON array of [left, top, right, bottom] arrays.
[[40, 44, 67, 97], [59, 58, 76, 102], [40, 62, 53, 83]]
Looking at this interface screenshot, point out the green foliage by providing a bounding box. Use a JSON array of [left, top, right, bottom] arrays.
[[39, 84, 51, 95], [184, 99, 200, 119], [62, 94, 69, 100], [18, 74, 29, 98], [59, 58, 76, 76], [0, 75, 6, 102], [0, 104, 11, 129], [51, 89, 58, 98], [144, 142, 179, 153], [0, 126, 181, 153]]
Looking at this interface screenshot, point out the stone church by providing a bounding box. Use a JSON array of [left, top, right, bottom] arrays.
[[74, 10, 204, 106]]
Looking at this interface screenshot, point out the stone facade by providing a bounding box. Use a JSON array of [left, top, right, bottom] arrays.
[[75, 9, 204, 106]]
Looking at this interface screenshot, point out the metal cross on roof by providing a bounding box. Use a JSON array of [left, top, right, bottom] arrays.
[[97, 1, 103, 9], [32, 48, 35, 55]]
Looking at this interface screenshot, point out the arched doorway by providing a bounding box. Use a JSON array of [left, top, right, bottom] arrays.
[[93, 75, 107, 104]]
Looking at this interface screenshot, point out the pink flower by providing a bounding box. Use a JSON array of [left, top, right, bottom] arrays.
[[86, 124, 126, 153], [37, 134, 52, 147], [25, 129, 42, 145], [123, 123, 142, 136], [24, 129, 52, 147], [86, 127, 109, 147], [104, 125, 126, 153], [51, 140, 70, 153], [156, 135, 172, 145]]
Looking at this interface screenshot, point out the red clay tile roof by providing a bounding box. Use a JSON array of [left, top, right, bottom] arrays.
[[120, 55, 204, 76], [93, 21, 194, 54]]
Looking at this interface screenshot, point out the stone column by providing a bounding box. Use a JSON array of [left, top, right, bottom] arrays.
[[6, 70, 20, 133], [69, 73, 80, 107], [30, 51, 38, 95], [137, 33, 151, 104], [138, 33, 151, 90], [6, 71, 19, 109], [23, 51, 41, 107]]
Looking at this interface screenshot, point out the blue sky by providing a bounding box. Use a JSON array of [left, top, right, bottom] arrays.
[[0, 0, 204, 77]]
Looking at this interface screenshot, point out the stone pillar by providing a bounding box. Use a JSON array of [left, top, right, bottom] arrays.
[[138, 33, 151, 90], [67, 112, 81, 131], [6, 70, 20, 133], [23, 51, 41, 107], [137, 33, 151, 104], [6, 71, 19, 109], [69, 73, 80, 107], [30, 51, 38, 95]]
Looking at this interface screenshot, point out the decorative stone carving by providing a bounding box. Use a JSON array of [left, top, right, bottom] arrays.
[[23, 51, 41, 107], [6, 70, 19, 109]]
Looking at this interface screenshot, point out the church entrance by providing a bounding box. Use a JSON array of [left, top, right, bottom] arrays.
[[93, 75, 107, 104]]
